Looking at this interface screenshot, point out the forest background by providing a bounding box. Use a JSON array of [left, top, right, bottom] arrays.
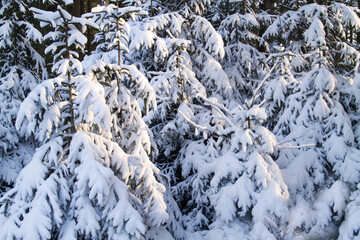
[[1, 0, 360, 239]]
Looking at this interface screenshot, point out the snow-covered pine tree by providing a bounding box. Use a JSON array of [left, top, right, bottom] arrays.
[[83, 2, 157, 158], [82, 2, 170, 238], [260, 3, 360, 238], [129, 0, 230, 163], [337, 18, 360, 240], [173, 86, 289, 239], [131, 0, 230, 98], [0, 1, 168, 239], [268, 15, 360, 239], [126, 1, 234, 237], [262, 2, 360, 74], [0, 0, 46, 193], [147, 39, 206, 160], [131, 4, 290, 238], [261, 5, 307, 72], [339, 183, 360, 240], [262, 45, 298, 130], [216, 0, 268, 102], [147, 38, 214, 238]]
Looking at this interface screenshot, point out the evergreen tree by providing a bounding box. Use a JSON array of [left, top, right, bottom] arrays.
[[260, 3, 360, 238], [339, 183, 360, 240], [2, 0, 360, 239], [217, 7, 265, 101], [126, 1, 233, 237], [262, 2, 360, 73], [130, 0, 229, 162], [83, 2, 170, 238], [262, 45, 298, 130], [213, 0, 274, 103], [265, 12, 360, 240], [0, 1, 167, 239], [0, 0, 46, 193], [173, 90, 289, 239]]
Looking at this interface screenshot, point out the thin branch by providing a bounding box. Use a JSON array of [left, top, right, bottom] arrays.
[[248, 58, 281, 108], [278, 143, 316, 149], [178, 110, 219, 135]]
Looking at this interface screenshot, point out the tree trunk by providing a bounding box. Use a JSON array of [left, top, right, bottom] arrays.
[[150, 0, 153, 16], [264, 0, 275, 13], [64, 20, 76, 133], [260, 0, 275, 13], [73, 0, 81, 17], [358, 0, 360, 43], [86, 0, 92, 53], [241, 0, 246, 15]]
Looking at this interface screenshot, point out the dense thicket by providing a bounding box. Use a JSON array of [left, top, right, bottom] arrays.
[[1, 0, 360, 239]]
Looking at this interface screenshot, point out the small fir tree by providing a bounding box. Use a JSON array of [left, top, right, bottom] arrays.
[[0, 0, 46, 192], [173, 91, 289, 239], [0, 1, 168, 239]]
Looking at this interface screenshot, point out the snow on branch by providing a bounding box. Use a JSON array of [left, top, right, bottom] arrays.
[[191, 16, 225, 58]]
